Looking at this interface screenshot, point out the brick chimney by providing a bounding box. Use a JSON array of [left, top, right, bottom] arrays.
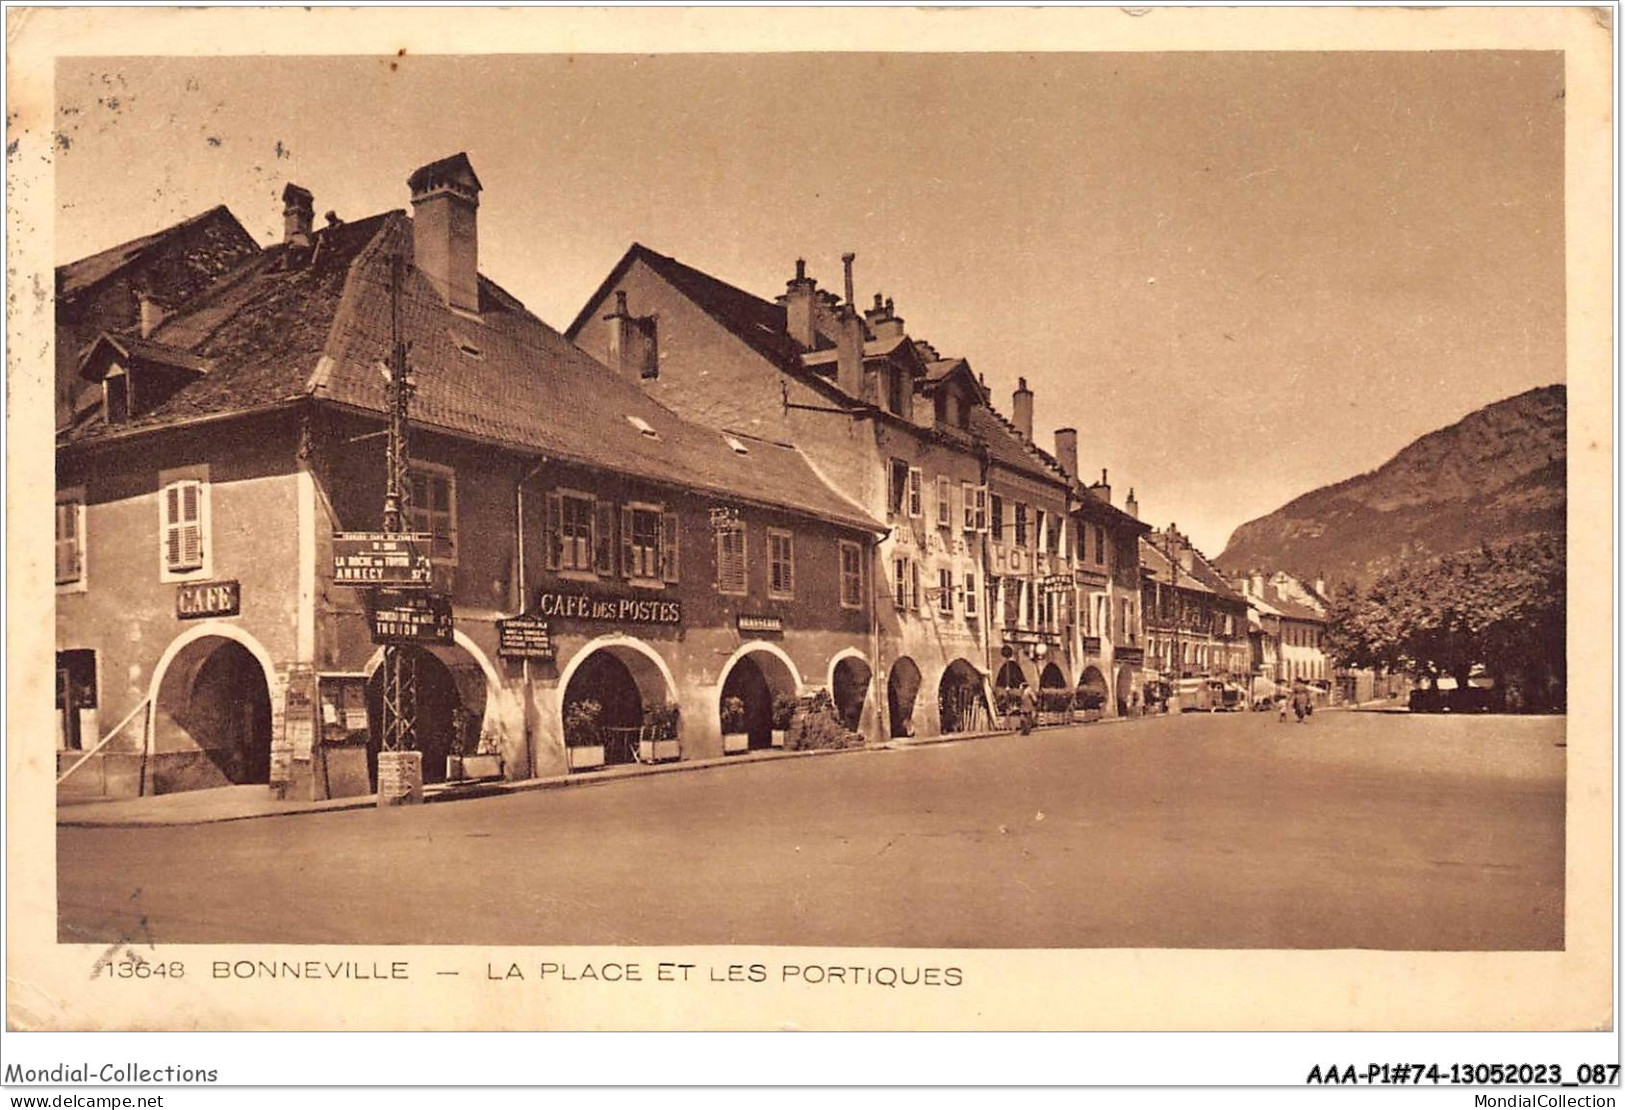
[[866, 294, 906, 342], [1012, 377, 1034, 440], [604, 290, 659, 380], [408, 152, 482, 313], [282, 184, 314, 249], [1053, 427, 1079, 482], [836, 305, 866, 401], [1124, 487, 1139, 520], [841, 252, 856, 312], [136, 291, 164, 339]]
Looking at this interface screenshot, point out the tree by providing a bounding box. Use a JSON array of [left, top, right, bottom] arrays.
[[1325, 535, 1565, 708]]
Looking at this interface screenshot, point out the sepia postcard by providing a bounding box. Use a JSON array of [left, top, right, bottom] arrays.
[[4, 4, 1614, 1061]]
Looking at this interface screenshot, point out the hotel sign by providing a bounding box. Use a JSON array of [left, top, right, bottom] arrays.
[[332, 533, 433, 586], [368, 589, 453, 645], [534, 588, 681, 625], [176, 579, 240, 619], [497, 615, 555, 660]]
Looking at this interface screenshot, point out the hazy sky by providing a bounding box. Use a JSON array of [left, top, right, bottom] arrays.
[[55, 52, 1565, 554]]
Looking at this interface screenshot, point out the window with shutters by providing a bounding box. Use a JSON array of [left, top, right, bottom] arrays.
[[716, 520, 747, 595], [408, 463, 457, 563], [961, 482, 976, 531], [990, 494, 1004, 541], [907, 467, 922, 518], [936, 475, 952, 528], [839, 540, 863, 610], [892, 557, 919, 611], [768, 529, 795, 599], [963, 571, 978, 618], [937, 567, 953, 615], [158, 470, 209, 580], [622, 503, 663, 583], [56, 490, 85, 589], [554, 492, 596, 572], [1094, 524, 1106, 566], [974, 485, 988, 532], [1046, 510, 1062, 555], [887, 459, 909, 518]]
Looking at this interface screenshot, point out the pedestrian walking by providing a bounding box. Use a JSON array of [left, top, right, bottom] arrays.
[[1292, 681, 1311, 724], [1018, 682, 1037, 736]]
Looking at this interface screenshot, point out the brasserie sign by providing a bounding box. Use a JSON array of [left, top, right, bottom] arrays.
[[534, 588, 681, 625]]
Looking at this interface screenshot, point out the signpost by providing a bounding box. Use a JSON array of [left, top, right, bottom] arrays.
[[332, 533, 433, 586], [368, 589, 454, 645]]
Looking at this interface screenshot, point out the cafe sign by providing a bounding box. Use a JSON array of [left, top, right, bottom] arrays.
[[176, 579, 240, 620], [368, 588, 453, 645], [332, 532, 433, 586], [497, 614, 555, 660], [534, 588, 681, 625]]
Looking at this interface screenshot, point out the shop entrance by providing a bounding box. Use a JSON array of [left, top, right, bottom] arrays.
[[886, 657, 922, 738], [366, 645, 487, 786], [719, 650, 797, 750], [938, 658, 989, 735], [151, 636, 273, 790]]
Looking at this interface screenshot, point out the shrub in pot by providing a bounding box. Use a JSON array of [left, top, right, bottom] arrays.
[[770, 694, 798, 749], [639, 701, 681, 763], [721, 695, 749, 753], [564, 698, 605, 770]]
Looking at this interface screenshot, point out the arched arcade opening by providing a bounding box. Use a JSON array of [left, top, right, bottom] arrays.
[[366, 644, 488, 787], [719, 648, 798, 751], [151, 634, 273, 793], [831, 654, 872, 732], [887, 656, 922, 738], [938, 658, 989, 735], [559, 640, 676, 767]]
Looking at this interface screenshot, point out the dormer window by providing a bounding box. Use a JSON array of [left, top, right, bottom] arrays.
[[449, 330, 483, 359], [887, 367, 908, 416], [626, 415, 660, 440], [725, 435, 749, 455]]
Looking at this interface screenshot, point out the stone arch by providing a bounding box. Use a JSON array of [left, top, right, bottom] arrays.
[[937, 657, 989, 735], [1115, 663, 1136, 717], [829, 649, 874, 733], [1039, 661, 1069, 690], [146, 622, 279, 794], [556, 635, 680, 767], [886, 656, 923, 738], [718, 643, 800, 751]]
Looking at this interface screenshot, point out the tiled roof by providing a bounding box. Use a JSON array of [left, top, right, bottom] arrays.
[[971, 403, 1072, 490], [56, 205, 252, 300], [79, 333, 216, 377], [1260, 584, 1325, 623], [64, 211, 880, 535], [1141, 534, 1246, 603]]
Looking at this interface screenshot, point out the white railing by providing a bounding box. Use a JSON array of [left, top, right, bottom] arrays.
[[55, 698, 149, 787]]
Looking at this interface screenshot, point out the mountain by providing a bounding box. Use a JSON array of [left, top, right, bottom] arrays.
[[1217, 384, 1566, 590]]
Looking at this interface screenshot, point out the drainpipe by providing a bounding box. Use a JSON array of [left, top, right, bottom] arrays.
[[868, 524, 890, 744], [515, 455, 548, 777]]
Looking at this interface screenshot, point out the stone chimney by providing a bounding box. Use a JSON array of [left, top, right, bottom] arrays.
[[1124, 487, 1139, 520], [841, 252, 856, 312], [1089, 468, 1111, 506], [1012, 377, 1034, 440], [1250, 571, 1265, 599], [136, 291, 164, 339], [866, 294, 906, 342], [836, 306, 866, 401], [282, 184, 314, 249], [1314, 573, 1327, 598], [604, 289, 659, 380], [408, 152, 482, 313], [780, 259, 819, 349], [1053, 428, 1079, 482]]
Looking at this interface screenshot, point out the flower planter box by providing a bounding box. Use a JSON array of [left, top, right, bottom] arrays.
[[567, 744, 606, 771], [770, 729, 787, 749], [638, 733, 681, 763], [446, 753, 503, 781], [1037, 711, 1073, 727], [723, 732, 750, 754], [1080, 708, 1103, 723]]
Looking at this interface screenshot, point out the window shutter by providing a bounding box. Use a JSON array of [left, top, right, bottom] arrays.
[[544, 493, 562, 571], [908, 468, 922, 518], [56, 503, 80, 583], [910, 560, 921, 611], [587, 500, 610, 575], [661, 510, 679, 583], [936, 475, 951, 527], [964, 573, 978, 617], [617, 504, 634, 578], [887, 463, 900, 517]]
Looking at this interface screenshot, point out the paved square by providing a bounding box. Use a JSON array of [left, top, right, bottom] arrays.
[[58, 710, 1565, 949]]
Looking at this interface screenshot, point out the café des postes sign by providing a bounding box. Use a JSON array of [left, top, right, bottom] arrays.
[[176, 579, 240, 619], [368, 588, 453, 645], [533, 588, 681, 625], [332, 532, 433, 586]]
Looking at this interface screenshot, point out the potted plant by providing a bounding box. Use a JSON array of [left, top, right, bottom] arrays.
[[638, 701, 681, 764], [770, 694, 797, 749], [1038, 689, 1073, 727], [564, 698, 605, 771], [1075, 686, 1106, 723], [720, 696, 750, 754]]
